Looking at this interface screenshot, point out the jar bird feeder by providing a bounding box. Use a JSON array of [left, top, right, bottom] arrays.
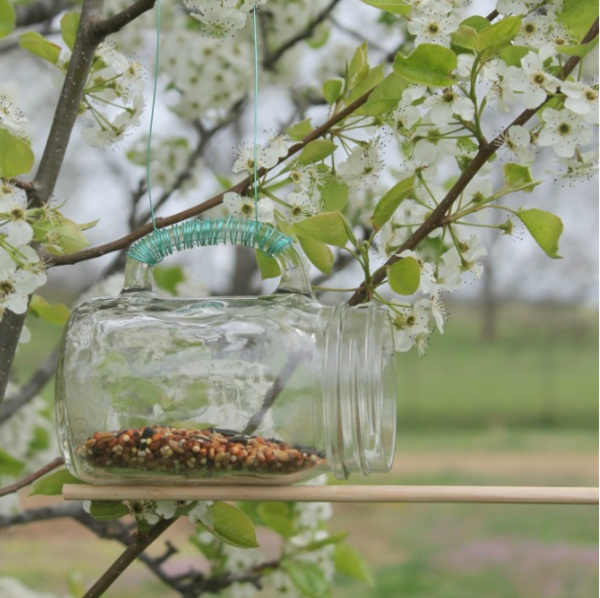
[[56, 217, 397, 486]]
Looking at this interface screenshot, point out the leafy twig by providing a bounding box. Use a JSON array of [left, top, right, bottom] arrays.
[[0, 456, 63, 498]]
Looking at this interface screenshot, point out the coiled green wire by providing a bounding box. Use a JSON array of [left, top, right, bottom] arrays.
[[128, 216, 293, 266]]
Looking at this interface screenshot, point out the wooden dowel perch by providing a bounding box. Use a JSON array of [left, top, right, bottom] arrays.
[[63, 485, 599, 505]]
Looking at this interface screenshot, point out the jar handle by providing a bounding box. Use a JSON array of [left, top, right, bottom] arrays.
[[122, 217, 313, 296]]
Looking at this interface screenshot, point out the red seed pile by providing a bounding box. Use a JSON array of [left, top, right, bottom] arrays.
[[77, 425, 326, 476]]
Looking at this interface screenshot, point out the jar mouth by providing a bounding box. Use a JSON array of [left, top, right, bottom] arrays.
[[320, 304, 396, 479]]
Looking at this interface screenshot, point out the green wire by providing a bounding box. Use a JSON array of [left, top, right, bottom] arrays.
[[252, 6, 259, 224], [145, 0, 161, 230]]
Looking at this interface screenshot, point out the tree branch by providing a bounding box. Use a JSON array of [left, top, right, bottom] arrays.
[[46, 88, 375, 266], [0, 457, 63, 498], [87, 0, 156, 42], [15, 0, 75, 27], [0, 345, 59, 423], [0, 310, 27, 409], [346, 17, 600, 307], [263, 0, 341, 69], [82, 517, 177, 598]]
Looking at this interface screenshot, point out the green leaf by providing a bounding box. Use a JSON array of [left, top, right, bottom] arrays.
[[296, 139, 337, 165], [388, 256, 420, 295], [42, 215, 91, 255], [451, 26, 478, 50], [18, 31, 61, 64], [303, 530, 348, 551], [346, 63, 385, 104], [0, 448, 24, 476], [29, 295, 70, 325], [460, 15, 492, 32], [256, 249, 281, 279], [281, 559, 329, 598], [0, 128, 35, 178], [211, 502, 259, 548], [153, 265, 185, 296], [256, 502, 296, 538], [30, 469, 86, 496], [558, 0, 599, 41], [348, 42, 369, 88], [287, 118, 313, 141], [320, 178, 348, 212], [357, 0, 411, 14], [0, 0, 16, 39], [393, 44, 457, 87], [60, 12, 80, 51], [355, 72, 407, 116], [557, 37, 599, 57], [298, 235, 334, 274], [306, 22, 330, 49], [89, 501, 130, 521], [503, 163, 538, 192], [334, 542, 375, 586], [499, 45, 530, 67], [293, 212, 349, 248], [474, 16, 521, 52], [323, 78, 343, 105], [518, 209, 563, 259], [371, 176, 415, 231]]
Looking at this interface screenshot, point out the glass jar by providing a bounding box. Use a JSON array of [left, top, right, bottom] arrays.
[[55, 219, 396, 485]]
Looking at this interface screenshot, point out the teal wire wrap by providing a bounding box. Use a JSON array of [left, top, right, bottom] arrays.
[[127, 217, 294, 266]]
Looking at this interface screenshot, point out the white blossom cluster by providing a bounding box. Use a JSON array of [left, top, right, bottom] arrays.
[[183, 0, 267, 38]]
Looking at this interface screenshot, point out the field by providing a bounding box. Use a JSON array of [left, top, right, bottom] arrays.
[[0, 302, 598, 597]]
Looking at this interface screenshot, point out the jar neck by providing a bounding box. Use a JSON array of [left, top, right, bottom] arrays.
[[319, 303, 396, 479]]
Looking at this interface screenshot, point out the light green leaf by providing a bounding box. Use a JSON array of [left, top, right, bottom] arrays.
[[557, 37, 599, 57], [518, 209, 563, 259], [503, 163, 538, 192], [348, 42, 369, 88], [356, 72, 407, 116], [307, 22, 330, 49], [0, 128, 35, 178], [0, 0, 16, 39], [153, 265, 185, 296], [357, 0, 411, 14], [298, 235, 334, 274], [287, 118, 313, 141], [281, 559, 329, 598], [334, 542, 375, 586], [42, 214, 91, 255], [211, 502, 259, 548], [18, 31, 61, 64], [29, 295, 70, 325], [256, 249, 281, 279], [388, 256, 420, 295], [303, 530, 348, 551], [474, 16, 521, 52], [393, 44, 457, 87], [460, 15, 491, 32], [0, 448, 24, 476], [499, 45, 530, 67], [256, 502, 296, 538], [60, 12, 80, 51], [451, 26, 478, 50], [320, 178, 348, 212], [30, 469, 86, 496], [346, 63, 385, 104], [323, 78, 343, 105], [89, 501, 130, 521], [293, 212, 350, 248], [371, 176, 415, 231], [558, 0, 599, 41], [296, 139, 337, 165]]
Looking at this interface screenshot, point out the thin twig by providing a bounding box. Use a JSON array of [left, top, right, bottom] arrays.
[[15, 0, 75, 27], [82, 517, 177, 598], [346, 18, 600, 306], [0, 456, 63, 498], [87, 0, 157, 42]]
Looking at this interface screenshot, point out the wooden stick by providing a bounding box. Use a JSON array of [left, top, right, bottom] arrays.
[[63, 485, 598, 505]]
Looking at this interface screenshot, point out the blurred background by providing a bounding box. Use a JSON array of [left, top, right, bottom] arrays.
[[0, 0, 598, 596]]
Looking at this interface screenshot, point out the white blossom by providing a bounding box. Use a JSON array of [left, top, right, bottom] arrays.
[[407, 11, 460, 47], [233, 142, 279, 174], [501, 125, 535, 163], [391, 299, 431, 354], [504, 52, 560, 109], [496, 0, 537, 14], [224, 192, 275, 223], [422, 89, 475, 127], [537, 108, 592, 158], [0, 255, 46, 315], [484, 60, 519, 113], [0, 184, 33, 246], [545, 150, 599, 183], [561, 81, 599, 125], [0, 97, 27, 134], [285, 191, 317, 223], [337, 142, 384, 187]]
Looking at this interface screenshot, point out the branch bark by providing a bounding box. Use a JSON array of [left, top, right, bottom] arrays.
[[15, 0, 75, 27], [346, 18, 600, 306], [0, 457, 63, 498]]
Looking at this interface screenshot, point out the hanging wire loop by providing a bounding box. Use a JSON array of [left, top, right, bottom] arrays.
[[127, 216, 294, 266]]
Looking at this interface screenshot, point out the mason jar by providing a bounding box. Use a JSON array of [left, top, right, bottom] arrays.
[[55, 219, 396, 485]]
